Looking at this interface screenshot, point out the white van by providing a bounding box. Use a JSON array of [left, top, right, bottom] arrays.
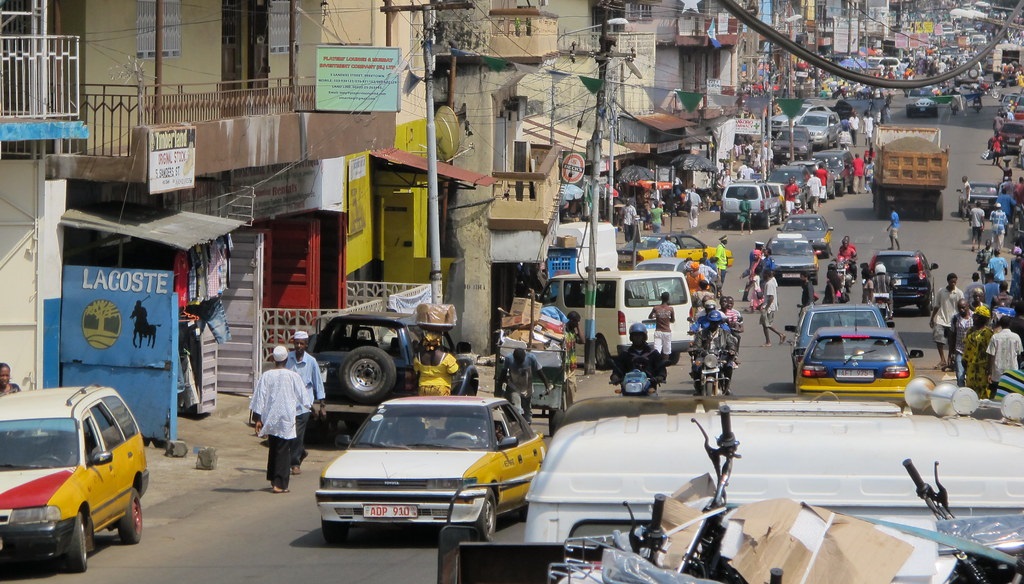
[[553, 221, 618, 276], [541, 271, 692, 367], [524, 397, 1024, 543]]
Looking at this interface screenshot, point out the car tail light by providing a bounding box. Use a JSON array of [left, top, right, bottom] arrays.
[[882, 366, 910, 379], [916, 257, 926, 281], [801, 364, 828, 378], [618, 311, 626, 335]]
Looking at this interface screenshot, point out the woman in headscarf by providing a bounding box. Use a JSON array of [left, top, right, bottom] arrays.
[[963, 305, 994, 398], [413, 330, 459, 396]]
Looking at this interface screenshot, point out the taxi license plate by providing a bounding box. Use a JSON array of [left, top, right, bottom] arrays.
[[363, 505, 418, 518], [836, 369, 873, 379], [784, 272, 799, 278], [894, 278, 905, 285]]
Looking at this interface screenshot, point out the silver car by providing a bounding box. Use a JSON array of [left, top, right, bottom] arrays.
[[796, 111, 841, 150]]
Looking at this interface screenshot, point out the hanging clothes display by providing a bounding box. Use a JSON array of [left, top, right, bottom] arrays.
[[172, 235, 234, 343]]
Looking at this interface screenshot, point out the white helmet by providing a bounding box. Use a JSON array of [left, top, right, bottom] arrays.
[[875, 263, 887, 274]]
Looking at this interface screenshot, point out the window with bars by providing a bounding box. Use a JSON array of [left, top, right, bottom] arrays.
[[269, 0, 298, 54], [625, 3, 653, 21], [137, 0, 182, 58]]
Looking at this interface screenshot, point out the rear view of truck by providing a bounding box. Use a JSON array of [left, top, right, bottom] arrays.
[[872, 127, 949, 220]]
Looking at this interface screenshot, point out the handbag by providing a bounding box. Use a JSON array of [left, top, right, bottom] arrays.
[[982, 150, 995, 161]]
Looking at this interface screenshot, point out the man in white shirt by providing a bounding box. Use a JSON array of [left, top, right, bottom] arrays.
[[622, 200, 638, 242], [849, 114, 860, 146], [805, 170, 823, 212], [759, 269, 786, 346], [988, 315, 1024, 391], [863, 113, 874, 144], [738, 163, 755, 181], [251, 346, 309, 493]]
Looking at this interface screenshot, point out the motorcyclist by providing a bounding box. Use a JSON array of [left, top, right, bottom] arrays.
[[823, 262, 846, 303], [610, 323, 668, 390], [836, 236, 858, 281], [872, 263, 894, 317], [690, 299, 732, 334], [689, 310, 740, 395]]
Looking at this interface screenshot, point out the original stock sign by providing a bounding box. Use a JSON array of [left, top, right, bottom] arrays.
[[561, 152, 586, 184]]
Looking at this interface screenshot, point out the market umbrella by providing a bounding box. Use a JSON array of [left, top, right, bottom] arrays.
[[671, 153, 717, 173], [560, 183, 584, 202], [617, 165, 656, 183]]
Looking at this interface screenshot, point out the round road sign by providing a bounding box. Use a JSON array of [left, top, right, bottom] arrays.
[[561, 153, 586, 184]]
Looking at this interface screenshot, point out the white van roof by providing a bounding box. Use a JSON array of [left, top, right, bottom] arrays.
[[550, 270, 685, 281], [528, 397, 1024, 515]]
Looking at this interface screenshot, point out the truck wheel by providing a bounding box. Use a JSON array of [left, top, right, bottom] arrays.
[[934, 198, 944, 220], [339, 346, 397, 404]]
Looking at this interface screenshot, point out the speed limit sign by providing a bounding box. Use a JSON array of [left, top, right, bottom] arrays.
[[560, 152, 586, 184]]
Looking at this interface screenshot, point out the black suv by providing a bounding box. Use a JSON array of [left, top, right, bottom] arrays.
[[870, 251, 938, 315], [311, 313, 478, 404]]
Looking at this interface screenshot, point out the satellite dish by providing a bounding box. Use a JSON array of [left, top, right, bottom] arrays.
[[435, 106, 461, 163]]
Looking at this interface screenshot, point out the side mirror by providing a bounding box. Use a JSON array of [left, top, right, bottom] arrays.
[[497, 436, 519, 450], [908, 349, 925, 359], [827, 226, 834, 231], [335, 435, 352, 449], [886, 320, 896, 328], [930, 263, 938, 270], [90, 450, 113, 466], [784, 325, 797, 333]]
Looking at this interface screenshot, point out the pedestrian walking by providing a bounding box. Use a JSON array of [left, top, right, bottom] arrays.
[[988, 316, 1024, 398], [413, 330, 460, 396], [759, 269, 786, 347], [623, 199, 638, 242], [286, 330, 325, 476], [887, 209, 901, 250], [738, 196, 752, 234], [797, 272, 816, 320], [648, 291, 675, 360], [495, 348, 551, 423], [930, 273, 963, 372], [715, 236, 730, 286], [863, 111, 874, 144], [251, 346, 309, 494], [963, 306, 994, 398], [685, 189, 701, 229], [650, 201, 664, 234], [852, 153, 865, 194], [989, 249, 1010, 283], [805, 170, 823, 213], [951, 299, 973, 387], [742, 249, 763, 303], [783, 176, 799, 217], [849, 113, 860, 146], [970, 202, 986, 251]]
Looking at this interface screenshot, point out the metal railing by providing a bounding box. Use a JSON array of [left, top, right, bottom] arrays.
[[258, 281, 430, 361], [0, 35, 79, 119], [71, 78, 316, 156]]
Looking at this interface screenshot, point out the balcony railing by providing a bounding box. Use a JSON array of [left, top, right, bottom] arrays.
[[677, 15, 738, 38], [489, 8, 558, 59], [489, 144, 562, 231], [0, 35, 79, 119], [71, 78, 315, 156]]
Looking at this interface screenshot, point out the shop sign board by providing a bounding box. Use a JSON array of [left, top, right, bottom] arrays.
[[735, 118, 763, 135], [59, 265, 179, 440], [706, 78, 722, 94], [561, 152, 586, 184], [148, 126, 196, 194], [230, 156, 347, 220], [315, 45, 402, 113]]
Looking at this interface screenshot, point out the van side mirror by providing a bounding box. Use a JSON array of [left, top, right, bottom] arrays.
[[908, 349, 924, 359], [335, 435, 352, 449]]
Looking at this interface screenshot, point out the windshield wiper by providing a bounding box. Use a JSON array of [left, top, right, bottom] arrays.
[[354, 442, 409, 449], [408, 443, 473, 451]]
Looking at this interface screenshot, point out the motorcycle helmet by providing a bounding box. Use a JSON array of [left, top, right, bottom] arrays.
[[628, 322, 647, 335], [704, 299, 719, 311], [707, 310, 725, 323], [875, 263, 887, 274]]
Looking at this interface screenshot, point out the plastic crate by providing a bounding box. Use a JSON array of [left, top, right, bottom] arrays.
[[547, 248, 578, 276]]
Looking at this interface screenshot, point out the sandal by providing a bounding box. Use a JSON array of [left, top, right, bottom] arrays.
[[272, 487, 290, 494], [762, 343, 772, 347]]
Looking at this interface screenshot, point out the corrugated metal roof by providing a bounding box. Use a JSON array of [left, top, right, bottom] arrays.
[[631, 113, 695, 132], [61, 203, 244, 250], [370, 148, 497, 186]]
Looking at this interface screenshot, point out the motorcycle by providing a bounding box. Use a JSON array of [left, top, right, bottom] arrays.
[[615, 369, 657, 397], [690, 348, 735, 396], [836, 258, 856, 295], [873, 291, 893, 320]]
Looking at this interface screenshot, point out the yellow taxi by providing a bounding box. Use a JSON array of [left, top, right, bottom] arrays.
[[315, 396, 545, 542], [796, 327, 924, 399], [618, 233, 734, 267], [0, 386, 148, 572]]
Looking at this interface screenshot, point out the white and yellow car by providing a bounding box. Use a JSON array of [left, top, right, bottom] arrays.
[[316, 396, 545, 542], [0, 386, 149, 573]]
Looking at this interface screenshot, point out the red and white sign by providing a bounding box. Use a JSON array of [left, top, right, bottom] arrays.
[[561, 152, 586, 184]]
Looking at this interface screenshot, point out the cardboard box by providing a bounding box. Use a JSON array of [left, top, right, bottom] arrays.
[[538, 315, 564, 334], [509, 297, 542, 322], [535, 325, 564, 342], [555, 235, 578, 248], [508, 329, 533, 343], [501, 315, 532, 329]]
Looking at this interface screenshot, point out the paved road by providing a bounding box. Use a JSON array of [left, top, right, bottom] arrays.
[[3, 96, 1001, 583]]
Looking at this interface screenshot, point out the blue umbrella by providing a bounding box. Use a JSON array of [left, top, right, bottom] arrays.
[[839, 57, 867, 69]]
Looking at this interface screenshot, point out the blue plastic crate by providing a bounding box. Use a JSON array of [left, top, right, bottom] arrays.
[[547, 248, 578, 276]]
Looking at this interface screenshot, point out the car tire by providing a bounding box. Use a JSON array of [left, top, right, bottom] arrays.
[[549, 409, 564, 436], [595, 337, 612, 370], [474, 492, 497, 542], [811, 275, 818, 286], [339, 346, 398, 404], [63, 513, 89, 573], [758, 213, 770, 230], [668, 351, 681, 366], [117, 488, 143, 545], [322, 519, 350, 544]]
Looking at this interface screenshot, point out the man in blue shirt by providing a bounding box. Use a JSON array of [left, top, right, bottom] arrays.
[[989, 249, 1010, 283], [997, 190, 1016, 226], [286, 330, 326, 475], [887, 209, 900, 250]]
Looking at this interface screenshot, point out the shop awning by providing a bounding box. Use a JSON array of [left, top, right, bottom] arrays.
[[61, 203, 245, 250], [370, 148, 497, 187]]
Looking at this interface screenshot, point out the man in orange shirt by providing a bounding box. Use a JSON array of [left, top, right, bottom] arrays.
[[815, 163, 830, 202], [783, 176, 800, 217], [852, 153, 865, 193]]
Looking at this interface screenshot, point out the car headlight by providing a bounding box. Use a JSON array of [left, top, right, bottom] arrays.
[[426, 478, 478, 490], [9, 506, 61, 525], [320, 477, 359, 489]]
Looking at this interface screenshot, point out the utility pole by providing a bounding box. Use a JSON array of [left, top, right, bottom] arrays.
[[381, 0, 472, 303]]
